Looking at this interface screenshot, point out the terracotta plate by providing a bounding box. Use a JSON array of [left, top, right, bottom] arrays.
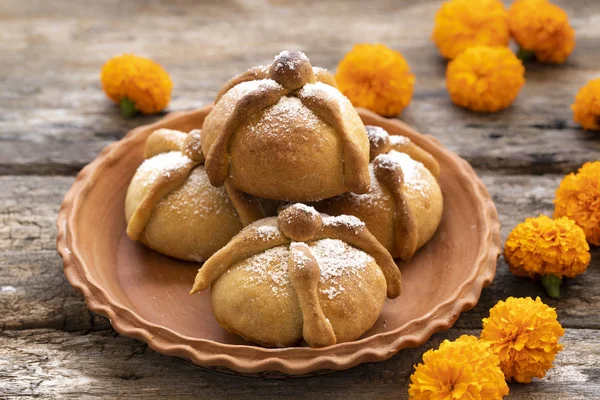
[[57, 105, 500, 377]]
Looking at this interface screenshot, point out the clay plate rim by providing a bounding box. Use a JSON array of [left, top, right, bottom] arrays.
[[56, 106, 500, 375]]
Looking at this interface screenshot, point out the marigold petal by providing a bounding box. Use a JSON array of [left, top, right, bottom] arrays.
[[554, 161, 600, 244], [504, 214, 591, 279], [100, 54, 172, 115], [446, 46, 524, 113], [481, 297, 564, 383], [432, 0, 510, 60], [335, 44, 414, 117], [409, 335, 509, 399], [509, 0, 575, 64]]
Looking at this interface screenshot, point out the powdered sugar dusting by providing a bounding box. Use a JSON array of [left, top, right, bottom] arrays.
[[299, 82, 349, 110], [389, 135, 410, 146], [255, 225, 281, 241], [323, 215, 365, 232], [291, 203, 319, 216], [236, 245, 291, 295], [273, 50, 308, 73], [227, 79, 283, 103], [290, 242, 312, 270], [247, 96, 322, 140], [137, 152, 191, 187], [345, 165, 390, 211], [159, 166, 236, 218], [377, 150, 431, 197], [309, 239, 372, 281], [234, 239, 373, 299], [322, 284, 344, 300], [187, 130, 202, 154], [366, 126, 389, 146]]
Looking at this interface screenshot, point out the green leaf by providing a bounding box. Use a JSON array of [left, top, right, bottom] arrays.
[[119, 98, 137, 118], [541, 274, 563, 299], [517, 48, 536, 62]]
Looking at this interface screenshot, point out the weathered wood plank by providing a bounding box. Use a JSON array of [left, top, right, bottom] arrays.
[[0, 251, 110, 332], [1, 174, 598, 332], [0, 328, 597, 399], [0, 176, 72, 252], [0, 0, 598, 175]]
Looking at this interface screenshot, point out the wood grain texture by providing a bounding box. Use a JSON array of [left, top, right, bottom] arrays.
[[1, 328, 598, 400], [1, 0, 599, 397], [0, 0, 598, 175]]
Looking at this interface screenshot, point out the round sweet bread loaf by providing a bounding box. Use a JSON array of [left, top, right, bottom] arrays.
[[201, 51, 371, 202], [191, 204, 402, 348], [125, 128, 265, 262], [314, 126, 443, 260]]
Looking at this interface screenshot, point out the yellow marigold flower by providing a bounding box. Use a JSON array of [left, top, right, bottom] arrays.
[[504, 214, 590, 298], [572, 78, 600, 131], [481, 297, 564, 383], [509, 0, 575, 64], [409, 335, 509, 399], [101, 54, 173, 117], [554, 161, 600, 245], [335, 44, 415, 117], [446, 46, 525, 113], [432, 0, 510, 60]]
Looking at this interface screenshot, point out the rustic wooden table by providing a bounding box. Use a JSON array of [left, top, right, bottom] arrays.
[[1, 0, 599, 398]]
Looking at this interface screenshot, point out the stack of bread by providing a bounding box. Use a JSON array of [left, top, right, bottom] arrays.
[[125, 51, 443, 348]]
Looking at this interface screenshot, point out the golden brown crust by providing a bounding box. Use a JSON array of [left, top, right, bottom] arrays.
[[366, 125, 440, 179], [127, 128, 264, 247], [190, 218, 289, 293], [366, 126, 392, 159], [191, 204, 401, 347], [269, 51, 316, 90], [312, 67, 337, 87], [288, 242, 336, 347], [203, 81, 288, 187], [278, 204, 323, 241], [126, 157, 197, 241], [215, 65, 270, 103], [373, 155, 418, 261], [144, 129, 187, 159], [224, 181, 266, 226], [182, 129, 204, 162], [390, 139, 441, 179], [201, 51, 370, 201], [317, 216, 401, 298], [314, 125, 443, 260], [191, 204, 401, 296], [296, 85, 370, 194]]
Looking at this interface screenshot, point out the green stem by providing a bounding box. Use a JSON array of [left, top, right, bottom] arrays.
[[517, 47, 536, 62], [119, 98, 137, 118], [541, 274, 563, 299]]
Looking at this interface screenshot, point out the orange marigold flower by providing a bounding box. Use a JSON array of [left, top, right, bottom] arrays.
[[554, 161, 600, 245], [101, 54, 173, 117], [481, 297, 564, 383], [408, 335, 509, 399], [509, 0, 575, 64], [572, 78, 600, 131], [335, 44, 415, 117], [446, 46, 525, 113], [432, 0, 510, 60], [504, 214, 590, 298]]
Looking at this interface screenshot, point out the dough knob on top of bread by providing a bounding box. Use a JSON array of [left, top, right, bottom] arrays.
[[278, 203, 323, 241], [201, 51, 371, 202], [190, 204, 401, 348], [269, 50, 316, 90]]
